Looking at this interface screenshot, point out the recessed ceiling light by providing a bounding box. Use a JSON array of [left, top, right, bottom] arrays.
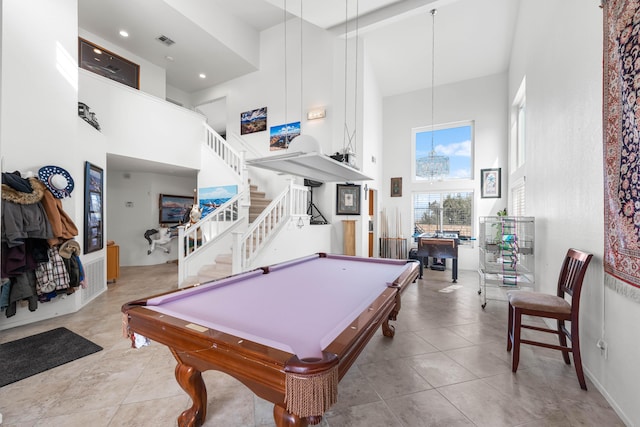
[[199, 73, 206, 79], [119, 30, 129, 37]]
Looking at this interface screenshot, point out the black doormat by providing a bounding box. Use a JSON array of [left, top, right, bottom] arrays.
[[0, 327, 103, 387]]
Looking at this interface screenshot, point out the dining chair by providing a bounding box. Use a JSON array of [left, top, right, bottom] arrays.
[[507, 248, 593, 390]]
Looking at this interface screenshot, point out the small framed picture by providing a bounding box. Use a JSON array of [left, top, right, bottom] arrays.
[[336, 184, 361, 215], [480, 168, 501, 198], [390, 177, 402, 197]]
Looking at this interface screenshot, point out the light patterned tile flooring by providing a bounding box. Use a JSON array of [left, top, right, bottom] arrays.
[[0, 263, 625, 427]]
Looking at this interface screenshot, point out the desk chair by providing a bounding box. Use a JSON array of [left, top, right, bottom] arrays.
[[507, 248, 593, 390]]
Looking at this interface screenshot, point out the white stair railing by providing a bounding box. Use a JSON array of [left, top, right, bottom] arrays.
[[204, 124, 250, 207], [232, 182, 309, 273], [204, 124, 244, 178], [178, 190, 246, 285]]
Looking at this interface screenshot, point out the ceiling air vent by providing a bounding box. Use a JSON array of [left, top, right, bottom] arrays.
[[156, 35, 175, 46]]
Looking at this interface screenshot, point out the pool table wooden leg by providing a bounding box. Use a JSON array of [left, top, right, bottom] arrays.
[[174, 361, 207, 427], [273, 403, 313, 426], [382, 292, 402, 337]]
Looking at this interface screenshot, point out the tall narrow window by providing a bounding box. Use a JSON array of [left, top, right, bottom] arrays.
[[516, 101, 526, 167], [511, 78, 526, 170], [511, 178, 526, 216]]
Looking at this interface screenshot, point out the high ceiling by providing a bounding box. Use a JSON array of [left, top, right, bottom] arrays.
[[78, 0, 520, 96], [80, 0, 519, 177]]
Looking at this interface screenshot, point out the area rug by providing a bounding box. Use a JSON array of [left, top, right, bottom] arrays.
[[603, 0, 640, 302], [0, 327, 102, 387]]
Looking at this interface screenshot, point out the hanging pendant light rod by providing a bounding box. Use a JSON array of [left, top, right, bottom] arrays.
[[353, 0, 359, 155], [284, 0, 289, 136], [342, 0, 359, 165], [430, 8, 436, 155], [424, 7, 448, 181], [300, 0, 303, 123], [342, 0, 349, 157]]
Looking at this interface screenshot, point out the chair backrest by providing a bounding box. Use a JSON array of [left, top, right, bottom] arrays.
[[556, 249, 593, 309]]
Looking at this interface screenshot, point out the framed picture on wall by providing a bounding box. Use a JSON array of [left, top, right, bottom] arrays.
[[480, 168, 501, 198], [78, 38, 140, 90], [336, 184, 361, 215], [84, 162, 104, 254], [390, 177, 402, 197], [159, 194, 194, 224], [240, 107, 267, 135]]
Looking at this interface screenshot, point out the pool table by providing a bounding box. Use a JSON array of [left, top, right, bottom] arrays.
[[122, 253, 419, 427]]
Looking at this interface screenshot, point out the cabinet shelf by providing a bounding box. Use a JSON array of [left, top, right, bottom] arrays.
[[478, 216, 534, 308]]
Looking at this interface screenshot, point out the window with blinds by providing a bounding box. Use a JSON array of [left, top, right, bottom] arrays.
[[413, 192, 473, 238], [511, 180, 526, 216]]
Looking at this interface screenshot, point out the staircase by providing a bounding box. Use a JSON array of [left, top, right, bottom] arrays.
[[188, 185, 271, 283], [177, 125, 310, 287], [191, 253, 232, 283], [249, 184, 271, 222]]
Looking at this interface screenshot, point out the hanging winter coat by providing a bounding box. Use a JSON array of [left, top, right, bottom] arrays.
[[1, 177, 53, 247]]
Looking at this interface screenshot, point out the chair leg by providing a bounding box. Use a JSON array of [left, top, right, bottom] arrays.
[[512, 307, 522, 372], [507, 302, 513, 352], [571, 320, 587, 390], [558, 320, 570, 364]]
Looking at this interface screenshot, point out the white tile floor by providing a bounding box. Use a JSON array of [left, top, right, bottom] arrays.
[[0, 263, 625, 426]]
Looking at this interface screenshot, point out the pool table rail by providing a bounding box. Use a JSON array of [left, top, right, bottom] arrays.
[[121, 255, 419, 427]]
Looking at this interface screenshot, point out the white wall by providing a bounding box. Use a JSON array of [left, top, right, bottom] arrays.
[[360, 48, 384, 257], [197, 144, 242, 191], [330, 40, 385, 256], [106, 171, 196, 266], [250, 223, 332, 268], [382, 73, 509, 270], [166, 84, 193, 109], [0, 0, 107, 329], [79, 70, 204, 170], [190, 20, 344, 230], [510, 1, 638, 425]]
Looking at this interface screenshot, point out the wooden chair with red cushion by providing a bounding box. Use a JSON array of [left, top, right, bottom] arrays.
[[507, 248, 593, 390]]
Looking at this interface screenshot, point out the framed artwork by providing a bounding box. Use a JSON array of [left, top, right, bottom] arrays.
[[198, 185, 238, 216], [159, 194, 194, 224], [269, 121, 300, 151], [84, 162, 104, 254], [78, 38, 140, 90], [336, 184, 361, 215], [391, 177, 402, 197], [480, 168, 501, 198], [240, 107, 267, 135]]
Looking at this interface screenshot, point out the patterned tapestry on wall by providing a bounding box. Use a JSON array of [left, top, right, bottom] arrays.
[[603, 0, 640, 302]]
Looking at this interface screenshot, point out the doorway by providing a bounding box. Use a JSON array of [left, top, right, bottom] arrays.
[[368, 188, 377, 257], [195, 97, 227, 138]]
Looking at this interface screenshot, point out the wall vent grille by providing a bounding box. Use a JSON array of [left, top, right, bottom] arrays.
[[82, 258, 105, 304], [156, 35, 175, 46]]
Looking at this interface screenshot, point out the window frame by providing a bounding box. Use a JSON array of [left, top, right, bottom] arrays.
[[412, 190, 475, 239], [510, 77, 526, 172], [411, 120, 475, 183]]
